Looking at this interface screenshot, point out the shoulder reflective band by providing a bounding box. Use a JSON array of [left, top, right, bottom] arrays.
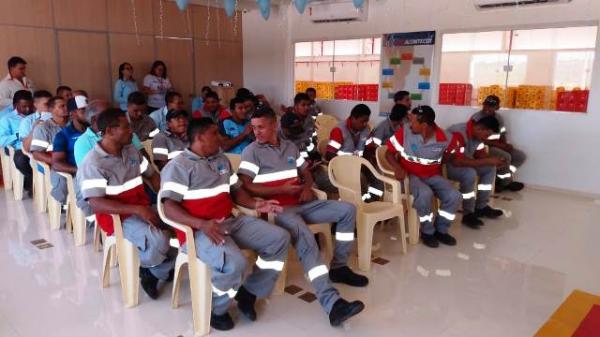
[[307, 265, 329, 282], [255, 256, 285, 271], [149, 128, 159, 138], [140, 157, 149, 173], [106, 176, 143, 195], [229, 174, 239, 186], [328, 139, 341, 150], [153, 147, 168, 155], [167, 151, 183, 159]]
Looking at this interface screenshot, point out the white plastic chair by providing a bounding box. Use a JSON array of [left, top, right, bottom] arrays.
[[7, 147, 24, 200], [57, 172, 87, 246], [1, 147, 12, 191], [156, 190, 212, 337], [38, 162, 62, 230], [100, 214, 140, 308], [142, 140, 160, 173], [329, 155, 407, 271], [27, 152, 47, 213], [224, 153, 241, 172]]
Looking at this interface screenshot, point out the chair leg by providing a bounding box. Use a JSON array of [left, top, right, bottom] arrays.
[[117, 239, 140, 308], [407, 196, 419, 245], [101, 236, 116, 288], [93, 221, 102, 252], [72, 207, 86, 246], [11, 167, 23, 201], [1, 156, 12, 191], [188, 260, 212, 337], [48, 196, 62, 230], [357, 219, 375, 272], [171, 252, 188, 309], [396, 213, 408, 254], [272, 254, 288, 296], [34, 172, 46, 213]]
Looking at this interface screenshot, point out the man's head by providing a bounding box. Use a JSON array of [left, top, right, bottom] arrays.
[[394, 90, 412, 109], [165, 91, 184, 111], [13, 90, 33, 116], [127, 91, 147, 120], [48, 96, 68, 120], [187, 117, 220, 156], [306, 87, 317, 101], [56, 86, 73, 100], [150, 60, 167, 78], [166, 109, 189, 135], [203, 91, 220, 113], [67, 95, 88, 125], [389, 104, 408, 124], [250, 106, 277, 144], [33, 90, 52, 113], [201, 86, 212, 99], [85, 99, 109, 130], [242, 95, 258, 116], [97, 108, 133, 145], [482, 95, 500, 115], [349, 104, 371, 132], [236, 87, 253, 99], [472, 116, 500, 141], [73, 89, 88, 98], [408, 105, 436, 134], [280, 112, 304, 139], [293, 93, 311, 118], [229, 97, 247, 121], [7, 56, 27, 79]]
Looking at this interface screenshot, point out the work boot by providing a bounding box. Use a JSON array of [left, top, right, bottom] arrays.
[[434, 232, 457, 246], [421, 233, 439, 248], [462, 213, 483, 229], [234, 286, 257, 321], [506, 181, 524, 191], [329, 266, 369, 287], [210, 312, 234, 331], [329, 299, 365, 327], [475, 205, 504, 219], [139, 267, 159, 300]]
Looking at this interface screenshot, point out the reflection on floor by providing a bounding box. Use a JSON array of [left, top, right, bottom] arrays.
[[0, 188, 599, 337]]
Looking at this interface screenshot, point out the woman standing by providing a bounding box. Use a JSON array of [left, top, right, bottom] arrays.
[[143, 60, 172, 113], [113, 62, 138, 111]]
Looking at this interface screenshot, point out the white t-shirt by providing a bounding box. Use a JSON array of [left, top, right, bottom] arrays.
[[143, 74, 172, 108]]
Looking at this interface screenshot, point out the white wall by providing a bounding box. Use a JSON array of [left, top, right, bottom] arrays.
[[243, 0, 600, 196]]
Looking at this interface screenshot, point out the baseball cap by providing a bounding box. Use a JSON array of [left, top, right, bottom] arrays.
[[67, 95, 87, 112], [166, 109, 189, 121], [280, 112, 304, 135], [483, 95, 500, 106]]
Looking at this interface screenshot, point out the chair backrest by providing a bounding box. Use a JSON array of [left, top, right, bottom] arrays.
[[315, 114, 338, 129], [327, 155, 365, 205], [156, 189, 198, 257], [375, 146, 395, 176], [225, 153, 241, 172], [317, 138, 329, 158]]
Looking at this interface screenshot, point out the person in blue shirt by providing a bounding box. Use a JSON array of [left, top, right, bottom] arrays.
[[113, 63, 138, 111], [20, 90, 52, 153], [149, 91, 184, 132], [191, 86, 212, 113], [0, 90, 34, 193], [219, 97, 253, 154], [52, 96, 88, 173]]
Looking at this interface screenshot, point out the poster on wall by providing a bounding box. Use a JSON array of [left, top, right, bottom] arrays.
[[379, 31, 436, 115]]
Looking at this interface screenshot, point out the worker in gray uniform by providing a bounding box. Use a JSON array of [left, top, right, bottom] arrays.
[[385, 106, 462, 248], [30, 96, 69, 205], [471, 95, 526, 192], [238, 107, 366, 327], [151, 109, 189, 170], [126, 91, 159, 142], [78, 108, 175, 300], [160, 117, 290, 331], [446, 116, 506, 229]]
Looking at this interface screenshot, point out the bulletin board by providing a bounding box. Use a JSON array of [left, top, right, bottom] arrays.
[[379, 31, 436, 115]]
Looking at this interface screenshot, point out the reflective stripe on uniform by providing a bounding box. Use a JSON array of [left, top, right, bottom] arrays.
[[336, 232, 354, 241], [390, 135, 442, 165], [253, 169, 297, 183], [462, 191, 476, 200], [31, 139, 50, 149], [328, 140, 342, 150], [419, 213, 434, 223], [509, 165, 517, 173], [106, 176, 143, 195], [307, 265, 328, 282], [497, 173, 511, 179], [153, 147, 168, 155], [239, 161, 260, 175], [229, 174, 239, 186], [167, 151, 183, 159], [149, 128, 159, 138], [255, 256, 285, 271], [82, 178, 107, 191], [183, 184, 229, 200], [212, 285, 237, 298], [140, 157, 149, 173]]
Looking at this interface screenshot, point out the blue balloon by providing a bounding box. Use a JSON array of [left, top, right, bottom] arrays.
[[352, 0, 365, 8], [175, 0, 189, 11], [224, 0, 235, 17], [257, 0, 271, 20], [294, 0, 308, 14]]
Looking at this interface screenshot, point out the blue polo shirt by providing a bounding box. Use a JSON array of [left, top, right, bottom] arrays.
[[53, 122, 84, 166], [0, 110, 24, 149], [219, 117, 252, 154]]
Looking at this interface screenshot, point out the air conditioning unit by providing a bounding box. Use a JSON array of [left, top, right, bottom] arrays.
[[474, 0, 572, 10], [309, 0, 368, 23]]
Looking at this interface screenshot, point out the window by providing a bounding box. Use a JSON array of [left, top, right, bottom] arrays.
[[294, 38, 381, 102], [439, 26, 597, 113]]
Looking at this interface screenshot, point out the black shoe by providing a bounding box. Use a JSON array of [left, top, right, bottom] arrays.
[[475, 206, 503, 219], [234, 286, 257, 321], [507, 181, 524, 192], [421, 233, 439, 248], [434, 232, 457, 246], [210, 312, 235, 331], [329, 299, 365, 327], [139, 267, 159, 300], [461, 213, 483, 229], [329, 266, 369, 287], [495, 179, 505, 193]]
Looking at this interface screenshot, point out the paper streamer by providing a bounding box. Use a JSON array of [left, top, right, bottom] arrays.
[[457, 252, 470, 260], [473, 242, 486, 250], [435, 269, 452, 277], [417, 265, 430, 277]]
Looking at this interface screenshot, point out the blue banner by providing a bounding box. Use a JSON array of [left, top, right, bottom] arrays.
[[383, 31, 436, 47]]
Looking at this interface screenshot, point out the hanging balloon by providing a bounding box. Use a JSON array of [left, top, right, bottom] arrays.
[[294, 0, 308, 14], [175, 0, 189, 11], [352, 0, 365, 9], [224, 0, 236, 17], [257, 0, 271, 20]]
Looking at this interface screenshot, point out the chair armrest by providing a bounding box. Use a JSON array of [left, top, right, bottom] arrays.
[[312, 187, 327, 201]]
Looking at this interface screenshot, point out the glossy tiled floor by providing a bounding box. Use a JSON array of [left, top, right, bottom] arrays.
[[1, 187, 599, 337]]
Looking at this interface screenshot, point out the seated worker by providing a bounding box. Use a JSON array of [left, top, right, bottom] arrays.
[[218, 97, 253, 154], [446, 116, 506, 229], [241, 94, 258, 117], [30, 96, 69, 205], [192, 91, 230, 122], [393, 90, 412, 110], [149, 91, 185, 132], [471, 95, 525, 192], [326, 104, 383, 201], [78, 108, 175, 299], [151, 109, 189, 170], [74, 99, 146, 167], [238, 107, 366, 327], [306, 87, 322, 119], [56, 85, 73, 101], [127, 91, 159, 142], [385, 105, 462, 248], [19, 90, 52, 152], [191, 86, 212, 112], [364, 103, 408, 159], [0, 90, 34, 195], [161, 118, 290, 331]]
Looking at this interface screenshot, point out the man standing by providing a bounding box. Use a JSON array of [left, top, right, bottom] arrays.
[[0, 57, 34, 111]]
